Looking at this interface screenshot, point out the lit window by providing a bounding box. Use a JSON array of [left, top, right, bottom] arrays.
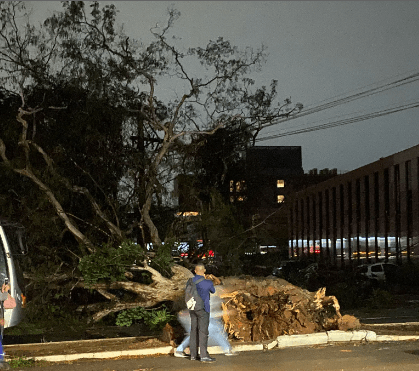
[[175, 211, 200, 217], [277, 195, 285, 203], [277, 180, 285, 188], [235, 180, 246, 192], [230, 180, 234, 192], [237, 196, 244, 201], [230, 196, 234, 203]]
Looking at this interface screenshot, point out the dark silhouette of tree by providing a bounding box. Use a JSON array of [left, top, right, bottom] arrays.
[[0, 2, 302, 321]]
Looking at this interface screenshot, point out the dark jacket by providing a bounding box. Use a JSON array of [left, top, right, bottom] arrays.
[[193, 275, 215, 313]]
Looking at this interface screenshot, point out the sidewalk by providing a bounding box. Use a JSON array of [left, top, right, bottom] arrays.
[[4, 325, 419, 363], [5, 297, 419, 364]]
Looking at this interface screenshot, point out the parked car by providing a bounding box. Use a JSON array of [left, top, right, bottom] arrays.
[[272, 260, 310, 280], [356, 262, 399, 283]]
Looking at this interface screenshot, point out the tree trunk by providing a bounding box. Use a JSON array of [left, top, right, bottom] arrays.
[[76, 263, 193, 322]]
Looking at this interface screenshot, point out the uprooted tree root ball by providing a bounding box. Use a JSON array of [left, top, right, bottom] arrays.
[[216, 276, 360, 342], [163, 274, 361, 345]]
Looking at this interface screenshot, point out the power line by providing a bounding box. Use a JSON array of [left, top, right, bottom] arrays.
[[255, 100, 419, 141], [259, 94, 419, 138], [255, 70, 419, 131]]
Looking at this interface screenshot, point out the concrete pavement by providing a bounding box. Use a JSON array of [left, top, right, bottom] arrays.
[[5, 327, 419, 363], [8, 341, 419, 371]]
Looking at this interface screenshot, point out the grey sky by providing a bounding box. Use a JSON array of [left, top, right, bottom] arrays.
[[30, 1, 419, 172]]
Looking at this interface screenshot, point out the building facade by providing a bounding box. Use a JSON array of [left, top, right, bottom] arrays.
[[230, 146, 304, 207], [288, 144, 419, 266], [174, 145, 340, 254], [175, 146, 307, 251]]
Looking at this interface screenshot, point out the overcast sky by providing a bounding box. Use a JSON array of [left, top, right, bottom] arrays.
[[30, 1, 419, 173]]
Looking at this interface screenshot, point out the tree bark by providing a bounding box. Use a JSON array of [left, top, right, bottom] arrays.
[[76, 263, 193, 322]]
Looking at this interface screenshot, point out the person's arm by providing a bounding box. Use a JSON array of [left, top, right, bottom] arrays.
[[205, 274, 221, 285], [0, 284, 9, 301]]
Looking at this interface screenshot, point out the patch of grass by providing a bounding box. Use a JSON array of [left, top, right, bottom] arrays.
[[366, 288, 393, 309], [4, 322, 45, 336], [9, 356, 37, 368], [4, 317, 90, 339], [116, 305, 175, 329]]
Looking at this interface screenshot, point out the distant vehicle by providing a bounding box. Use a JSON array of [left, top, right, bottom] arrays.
[[0, 220, 27, 328], [356, 262, 399, 283], [299, 263, 319, 278], [172, 256, 183, 264], [272, 260, 309, 280]]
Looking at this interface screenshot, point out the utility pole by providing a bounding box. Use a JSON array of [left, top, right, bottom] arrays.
[[130, 111, 163, 247], [130, 114, 146, 246]]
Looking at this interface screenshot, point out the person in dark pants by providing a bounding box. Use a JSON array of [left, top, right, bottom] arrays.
[[189, 263, 215, 363]]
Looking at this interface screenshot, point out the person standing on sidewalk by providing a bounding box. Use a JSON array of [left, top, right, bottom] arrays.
[[0, 280, 11, 370], [188, 263, 215, 363], [175, 282, 238, 357]]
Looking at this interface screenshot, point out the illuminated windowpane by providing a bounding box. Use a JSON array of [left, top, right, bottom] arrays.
[[277, 180, 285, 188], [237, 196, 244, 201], [235, 180, 246, 192], [230, 180, 234, 192], [230, 196, 234, 203], [277, 195, 285, 203]]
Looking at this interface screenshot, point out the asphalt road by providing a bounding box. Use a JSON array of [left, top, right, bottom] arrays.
[[11, 340, 419, 371]]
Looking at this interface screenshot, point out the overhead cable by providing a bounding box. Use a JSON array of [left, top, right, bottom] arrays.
[[255, 100, 419, 141], [256, 70, 419, 130]]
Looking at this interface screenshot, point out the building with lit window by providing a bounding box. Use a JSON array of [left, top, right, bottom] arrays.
[[229, 146, 304, 207], [227, 146, 306, 252], [174, 146, 338, 254], [288, 143, 419, 266]]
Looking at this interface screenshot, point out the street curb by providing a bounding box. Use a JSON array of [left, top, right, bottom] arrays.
[[5, 330, 419, 363], [277, 332, 328, 348], [376, 335, 419, 341], [327, 330, 377, 343], [364, 321, 419, 327], [29, 346, 174, 362]]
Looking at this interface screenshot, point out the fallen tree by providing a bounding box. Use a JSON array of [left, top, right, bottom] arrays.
[[217, 276, 360, 342], [0, 3, 304, 323], [76, 262, 194, 322], [163, 273, 360, 345], [75, 269, 359, 337], [24, 257, 195, 323], [27, 262, 360, 342]]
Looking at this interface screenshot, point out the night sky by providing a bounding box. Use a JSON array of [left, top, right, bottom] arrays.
[[31, 1, 419, 173]]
